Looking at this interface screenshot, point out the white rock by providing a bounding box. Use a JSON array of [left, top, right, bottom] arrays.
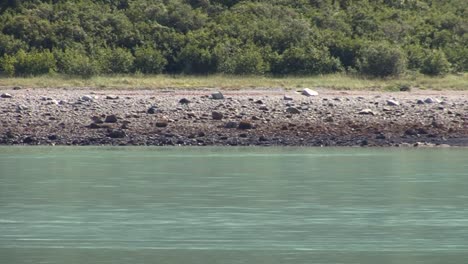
[[302, 88, 319, 96], [386, 99, 400, 106], [81, 95, 93, 101], [283, 95, 293, 101], [358, 109, 375, 115]]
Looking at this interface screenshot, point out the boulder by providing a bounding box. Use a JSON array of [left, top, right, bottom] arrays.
[[302, 88, 319, 96], [1, 93, 12, 98], [286, 107, 301, 114], [386, 99, 400, 106], [105, 115, 118, 123], [211, 92, 224, 100], [108, 129, 126, 138], [212, 111, 224, 120], [224, 121, 238, 128], [238, 121, 253, 129], [179, 98, 191, 104]]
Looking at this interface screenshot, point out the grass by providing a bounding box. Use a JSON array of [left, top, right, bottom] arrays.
[[0, 73, 466, 91]]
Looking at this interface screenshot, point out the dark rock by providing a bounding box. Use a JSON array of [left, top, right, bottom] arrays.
[[108, 129, 126, 138], [238, 121, 253, 129], [48, 134, 58, 140], [239, 133, 248, 138], [147, 106, 157, 114], [105, 115, 118, 123], [211, 92, 224, 100], [259, 135, 268, 142], [179, 98, 191, 104], [416, 99, 425, 105], [155, 120, 168, 127], [91, 116, 104, 124], [212, 111, 224, 120], [255, 100, 264, 104], [1, 93, 12, 98], [23, 136, 35, 144], [88, 123, 102, 129], [405, 129, 418, 136], [225, 121, 238, 128], [286, 107, 301, 114], [13, 86, 22, 90]]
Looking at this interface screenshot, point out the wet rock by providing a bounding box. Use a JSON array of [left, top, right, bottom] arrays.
[[23, 136, 35, 144], [179, 98, 190, 104], [238, 121, 253, 129], [108, 129, 126, 138], [211, 92, 224, 100], [302, 88, 319, 96], [48, 134, 58, 140], [386, 99, 400, 106], [105, 115, 118, 123], [225, 121, 238, 128], [283, 95, 293, 101], [106, 95, 119, 100], [358, 109, 375, 115], [286, 107, 301, 114], [1, 93, 12, 98], [212, 111, 224, 120]]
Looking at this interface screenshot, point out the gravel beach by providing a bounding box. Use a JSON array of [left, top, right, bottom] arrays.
[[1, 87, 467, 147]]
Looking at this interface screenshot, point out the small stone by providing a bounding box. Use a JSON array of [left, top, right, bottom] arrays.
[[255, 100, 264, 104], [324, 116, 334, 122], [212, 111, 224, 120], [211, 92, 224, 100], [106, 95, 119, 100], [91, 116, 104, 124], [224, 121, 238, 128], [286, 107, 301, 114], [179, 98, 190, 104], [108, 130, 126, 138], [302, 88, 319, 96], [105, 115, 118, 123], [416, 99, 425, 104], [48, 134, 58, 140], [283, 95, 293, 101], [259, 135, 268, 142], [238, 121, 253, 129], [358, 109, 375, 115], [386, 99, 400, 106], [424, 98, 439, 104], [16, 104, 28, 112], [1, 93, 12, 98], [13, 86, 22, 90], [251, 116, 260, 120]]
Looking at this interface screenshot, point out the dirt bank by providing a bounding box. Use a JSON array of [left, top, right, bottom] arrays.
[[0, 87, 467, 147]]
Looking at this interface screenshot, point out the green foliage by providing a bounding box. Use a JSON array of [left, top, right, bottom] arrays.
[[94, 47, 135, 74], [0, 0, 466, 76], [134, 45, 167, 74], [358, 42, 407, 77], [54, 48, 99, 77], [420, 50, 451, 76], [1, 49, 56, 76]]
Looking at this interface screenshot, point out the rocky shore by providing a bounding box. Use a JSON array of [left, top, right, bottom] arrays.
[[0, 87, 467, 147]]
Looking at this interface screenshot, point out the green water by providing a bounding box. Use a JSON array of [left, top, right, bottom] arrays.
[[1, 147, 468, 264]]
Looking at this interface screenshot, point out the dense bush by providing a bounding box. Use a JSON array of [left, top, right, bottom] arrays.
[[358, 43, 407, 77], [1, 49, 56, 76], [0, 0, 466, 76], [420, 50, 451, 76], [134, 45, 167, 74]]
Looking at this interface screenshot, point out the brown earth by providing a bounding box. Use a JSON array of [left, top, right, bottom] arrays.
[[0, 87, 467, 147]]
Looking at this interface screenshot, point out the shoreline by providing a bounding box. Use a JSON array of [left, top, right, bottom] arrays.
[[1, 87, 467, 147]]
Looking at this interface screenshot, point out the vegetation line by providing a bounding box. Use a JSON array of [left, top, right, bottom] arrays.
[[0, 73, 466, 91]]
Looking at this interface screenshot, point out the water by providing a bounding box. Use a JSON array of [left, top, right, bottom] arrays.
[[1, 147, 468, 264]]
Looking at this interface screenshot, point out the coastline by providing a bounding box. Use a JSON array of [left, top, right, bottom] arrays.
[[1, 87, 467, 147]]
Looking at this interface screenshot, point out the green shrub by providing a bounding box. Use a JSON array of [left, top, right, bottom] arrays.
[[358, 42, 407, 77], [177, 44, 215, 74], [94, 47, 135, 74], [272, 45, 342, 75], [54, 48, 100, 77], [1, 49, 56, 76], [134, 45, 167, 74], [215, 42, 268, 75], [420, 49, 451, 76]]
